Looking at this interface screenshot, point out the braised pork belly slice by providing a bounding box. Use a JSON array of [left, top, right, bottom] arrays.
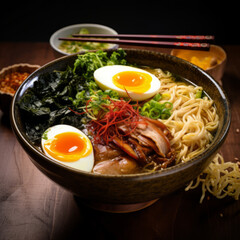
[[135, 119, 170, 157], [117, 118, 171, 158], [93, 143, 123, 163], [92, 117, 175, 174], [93, 156, 140, 175]]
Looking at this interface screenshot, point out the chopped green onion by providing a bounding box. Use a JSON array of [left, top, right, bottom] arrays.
[[195, 89, 203, 98], [140, 96, 173, 120], [153, 93, 162, 101], [149, 108, 161, 119]]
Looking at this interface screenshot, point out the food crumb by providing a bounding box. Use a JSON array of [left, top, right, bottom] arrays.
[[236, 128, 240, 133]]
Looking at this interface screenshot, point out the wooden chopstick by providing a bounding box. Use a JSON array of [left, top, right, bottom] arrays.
[[58, 37, 211, 51], [71, 34, 215, 42]]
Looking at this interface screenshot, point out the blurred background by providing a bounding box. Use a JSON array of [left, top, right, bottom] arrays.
[[0, 1, 238, 44]]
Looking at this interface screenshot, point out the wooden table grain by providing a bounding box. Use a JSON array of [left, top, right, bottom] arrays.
[[0, 42, 240, 240]]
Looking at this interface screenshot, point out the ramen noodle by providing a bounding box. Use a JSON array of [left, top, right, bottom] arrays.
[[149, 68, 219, 164], [152, 69, 239, 202], [186, 153, 240, 203]]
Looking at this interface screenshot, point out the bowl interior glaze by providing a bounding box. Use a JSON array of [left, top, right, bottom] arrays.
[[10, 49, 230, 204]]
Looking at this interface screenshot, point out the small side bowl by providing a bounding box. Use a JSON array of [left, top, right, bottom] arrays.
[[0, 63, 40, 115], [50, 23, 118, 58], [171, 45, 227, 84]]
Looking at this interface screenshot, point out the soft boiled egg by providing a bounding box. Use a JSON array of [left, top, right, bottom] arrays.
[[93, 65, 161, 101], [41, 124, 94, 172]]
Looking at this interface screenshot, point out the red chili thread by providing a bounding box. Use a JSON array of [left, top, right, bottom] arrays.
[[88, 99, 144, 145]]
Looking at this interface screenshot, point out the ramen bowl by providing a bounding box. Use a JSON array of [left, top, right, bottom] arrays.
[[50, 23, 118, 58], [10, 49, 230, 210]]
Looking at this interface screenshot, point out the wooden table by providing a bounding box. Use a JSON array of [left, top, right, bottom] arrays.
[[0, 42, 240, 240]]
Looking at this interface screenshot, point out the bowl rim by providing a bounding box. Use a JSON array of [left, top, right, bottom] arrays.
[[10, 48, 231, 181], [49, 23, 119, 56]]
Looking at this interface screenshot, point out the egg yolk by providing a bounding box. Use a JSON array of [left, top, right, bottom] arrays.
[[44, 132, 92, 162], [112, 71, 152, 93]]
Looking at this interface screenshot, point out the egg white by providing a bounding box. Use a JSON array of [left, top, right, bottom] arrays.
[[41, 124, 94, 172], [94, 65, 161, 101]]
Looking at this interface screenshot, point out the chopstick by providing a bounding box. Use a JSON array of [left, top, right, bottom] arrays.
[[71, 34, 215, 42], [58, 34, 214, 51]]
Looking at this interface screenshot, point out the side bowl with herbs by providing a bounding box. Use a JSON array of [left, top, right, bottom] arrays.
[[10, 49, 230, 205], [50, 23, 118, 57]]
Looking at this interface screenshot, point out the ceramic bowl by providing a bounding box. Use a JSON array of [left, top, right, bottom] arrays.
[[0, 63, 40, 115], [171, 45, 227, 84], [10, 49, 230, 205], [50, 23, 118, 57]]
